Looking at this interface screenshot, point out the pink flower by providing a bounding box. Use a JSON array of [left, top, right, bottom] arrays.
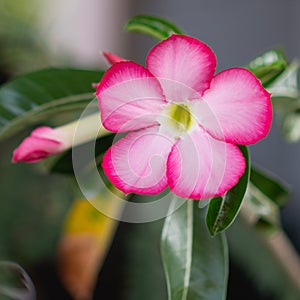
[[96, 34, 272, 199], [12, 127, 67, 163]]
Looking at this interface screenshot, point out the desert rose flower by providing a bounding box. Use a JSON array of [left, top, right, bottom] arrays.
[[13, 114, 106, 163], [96, 34, 272, 199]]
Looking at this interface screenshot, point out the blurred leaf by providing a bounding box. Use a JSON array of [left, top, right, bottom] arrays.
[[268, 61, 299, 100], [124, 15, 183, 40], [244, 165, 291, 233], [206, 146, 250, 236], [245, 183, 281, 233], [246, 49, 300, 143], [281, 108, 300, 142], [0, 0, 48, 76], [247, 50, 300, 143], [58, 192, 124, 300], [250, 167, 290, 208], [0, 137, 73, 265], [0, 68, 103, 140], [0, 261, 36, 300], [269, 61, 300, 114], [228, 215, 300, 300], [247, 49, 287, 87], [161, 199, 228, 300], [267, 61, 300, 142]]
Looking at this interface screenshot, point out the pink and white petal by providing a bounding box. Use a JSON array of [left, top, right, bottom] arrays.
[[146, 34, 216, 101], [97, 61, 166, 132], [167, 128, 245, 199], [102, 126, 174, 194], [195, 68, 272, 145], [151, 78, 202, 104], [31, 126, 62, 140]]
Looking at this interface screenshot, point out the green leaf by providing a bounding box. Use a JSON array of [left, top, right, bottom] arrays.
[[244, 169, 288, 234], [161, 199, 228, 300], [245, 183, 281, 233], [268, 61, 300, 113], [247, 49, 287, 87], [267, 61, 300, 142], [282, 109, 300, 142], [206, 146, 250, 236], [124, 15, 183, 40], [250, 167, 290, 208], [268, 61, 299, 101], [0, 68, 103, 140]]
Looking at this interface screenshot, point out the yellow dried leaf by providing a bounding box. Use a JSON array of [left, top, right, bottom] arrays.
[[57, 191, 124, 300]]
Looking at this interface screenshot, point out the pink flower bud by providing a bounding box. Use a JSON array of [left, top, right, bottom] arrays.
[[12, 127, 66, 163], [12, 114, 108, 164]]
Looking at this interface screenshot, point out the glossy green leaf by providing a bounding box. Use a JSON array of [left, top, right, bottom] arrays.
[[206, 146, 250, 236], [247, 49, 287, 87], [161, 199, 228, 300], [124, 15, 183, 40], [0, 68, 103, 140], [250, 167, 290, 208]]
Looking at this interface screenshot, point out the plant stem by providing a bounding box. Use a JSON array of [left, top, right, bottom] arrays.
[[239, 204, 300, 294]]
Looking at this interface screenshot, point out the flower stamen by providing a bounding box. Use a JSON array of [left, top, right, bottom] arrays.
[[168, 103, 193, 133]]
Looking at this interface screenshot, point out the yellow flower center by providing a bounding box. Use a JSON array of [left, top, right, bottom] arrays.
[[168, 103, 194, 133]]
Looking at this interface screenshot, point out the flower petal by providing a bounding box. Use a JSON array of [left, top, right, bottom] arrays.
[[96, 61, 166, 132], [102, 51, 127, 65], [146, 34, 216, 101], [167, 128, 245, 199], [102, 126, 174, 194], [194, 68, 272, 144]]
